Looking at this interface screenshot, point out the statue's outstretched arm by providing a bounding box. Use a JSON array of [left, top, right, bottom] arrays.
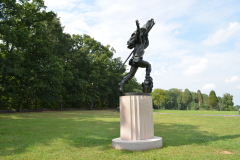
[[135, 20, 142, 44]]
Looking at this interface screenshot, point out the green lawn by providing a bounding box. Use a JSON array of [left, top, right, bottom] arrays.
[[0, 110, 240, 159], [153, 109, 240, 115]]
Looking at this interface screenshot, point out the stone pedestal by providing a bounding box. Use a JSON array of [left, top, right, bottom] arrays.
[[112, 93, 162, 151]]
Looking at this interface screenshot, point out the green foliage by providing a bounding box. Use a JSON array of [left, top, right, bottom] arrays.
[[202, 93, 209, 104], [124, 77, 142, 93], [235, 105, 240, 109], [151, 89, 168, 109], [190, 101, 199, 110], [228, 106, 237, 111], [208, 90, 218, 110], [217, 96, 223, 111], [177, 95, 185, 110], [222, 93, 234, 111], [0, 0, 64, 111], [160, 88, 236, 111], [182, 88, 192, 110], [0, 0, 125, 110], [196, 90, 203, 110], [165, 88, 182, 110]]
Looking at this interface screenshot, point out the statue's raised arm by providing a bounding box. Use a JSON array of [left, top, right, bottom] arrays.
[[135, 20, 142, 44]]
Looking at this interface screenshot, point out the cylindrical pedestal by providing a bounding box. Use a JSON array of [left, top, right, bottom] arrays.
[[112, 93, 162, 151], [120, 93, 154, 140]]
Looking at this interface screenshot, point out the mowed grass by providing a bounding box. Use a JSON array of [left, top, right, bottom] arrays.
[[153, 109, 240, 115], [0, 110, 240, 160]]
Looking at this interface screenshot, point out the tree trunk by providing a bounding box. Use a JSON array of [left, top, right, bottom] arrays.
[[35, 100, 37, 109], [27, 97, 30, 109], [34, 99, 37, 109], [18, 96, 24, 112], [187, 104, 189, 111], [0, 89, 2, 101], [60, 102, 63, 111], [90, 100, 94, 110], [199, 101, 201, 110], [60, 97, 64, 111]]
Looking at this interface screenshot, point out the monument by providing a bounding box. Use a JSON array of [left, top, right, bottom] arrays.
[[112, 19, 162, 151]]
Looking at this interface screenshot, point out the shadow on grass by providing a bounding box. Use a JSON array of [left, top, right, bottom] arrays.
[[0, 111, 120, 157], [0, 111, 240, 157], [154, 123, 240, 147]]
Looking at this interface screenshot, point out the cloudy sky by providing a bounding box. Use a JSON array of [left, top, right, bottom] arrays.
[[43, 0, 240, 105]]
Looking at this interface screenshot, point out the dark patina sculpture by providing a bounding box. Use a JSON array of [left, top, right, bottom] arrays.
[[118, 19, 155, 93]]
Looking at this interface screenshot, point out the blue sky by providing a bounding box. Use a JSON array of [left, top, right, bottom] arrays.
[[44, 0, 240, 105]]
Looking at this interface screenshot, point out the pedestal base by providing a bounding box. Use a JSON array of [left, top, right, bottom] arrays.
[[112, 136, 162, 151]]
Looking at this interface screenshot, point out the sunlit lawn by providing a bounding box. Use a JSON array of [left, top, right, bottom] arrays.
[[153, 109, 239, 115], [0, 110, 240, 159]]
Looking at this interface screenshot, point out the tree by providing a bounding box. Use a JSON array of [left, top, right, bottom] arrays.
[[0, 0, 69, 111], [151, 89, 168, 109], [196, 90, 203, 110], [165, 88, 182, 110], [182, 89, 192, 110], [217, 96, 223, 111], [124, 77, 142, 93], [208, 90, 218, 110], [222, 93, 234, 111], [177, 95, 183, 110], [235, 105, 240, 109]]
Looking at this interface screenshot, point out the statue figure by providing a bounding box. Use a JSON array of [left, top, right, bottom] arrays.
[[118, 19, 155, 93]]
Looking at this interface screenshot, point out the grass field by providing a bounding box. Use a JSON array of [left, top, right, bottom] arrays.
[[0, 110, 240, 159], [153, 109, 240, 115]]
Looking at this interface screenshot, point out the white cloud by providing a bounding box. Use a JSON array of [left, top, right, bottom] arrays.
[[225, 76, 239, 83], [183, 58, 208, 76], [202, 22, 240, 46], [134, 68, 145, 83], [237, 85, 240, 89], [44, 0, 83, 11], [41, 0, 240, 105], [202, 84, 216, 90], [153, 66, 167, 76], [234, 42, 240, 50]]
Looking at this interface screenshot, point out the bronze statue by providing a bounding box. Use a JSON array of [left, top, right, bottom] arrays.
[[119, 19, 155, 93]]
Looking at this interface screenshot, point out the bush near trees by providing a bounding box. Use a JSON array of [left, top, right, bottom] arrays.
[[152, 88, 236, 111], [0, 0, 142, 111]]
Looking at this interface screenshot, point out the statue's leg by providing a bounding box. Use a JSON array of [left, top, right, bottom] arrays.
[[138, 60, 153, 93], [137, 60, 151, 78], [118, 66, 138, 93]]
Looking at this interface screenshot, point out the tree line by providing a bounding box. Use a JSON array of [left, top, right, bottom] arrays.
[[0, 0, 142, 111], [151, 88, 237, 111]]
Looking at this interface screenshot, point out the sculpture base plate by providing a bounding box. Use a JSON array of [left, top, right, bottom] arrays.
[[112, 136, 162, 151]]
